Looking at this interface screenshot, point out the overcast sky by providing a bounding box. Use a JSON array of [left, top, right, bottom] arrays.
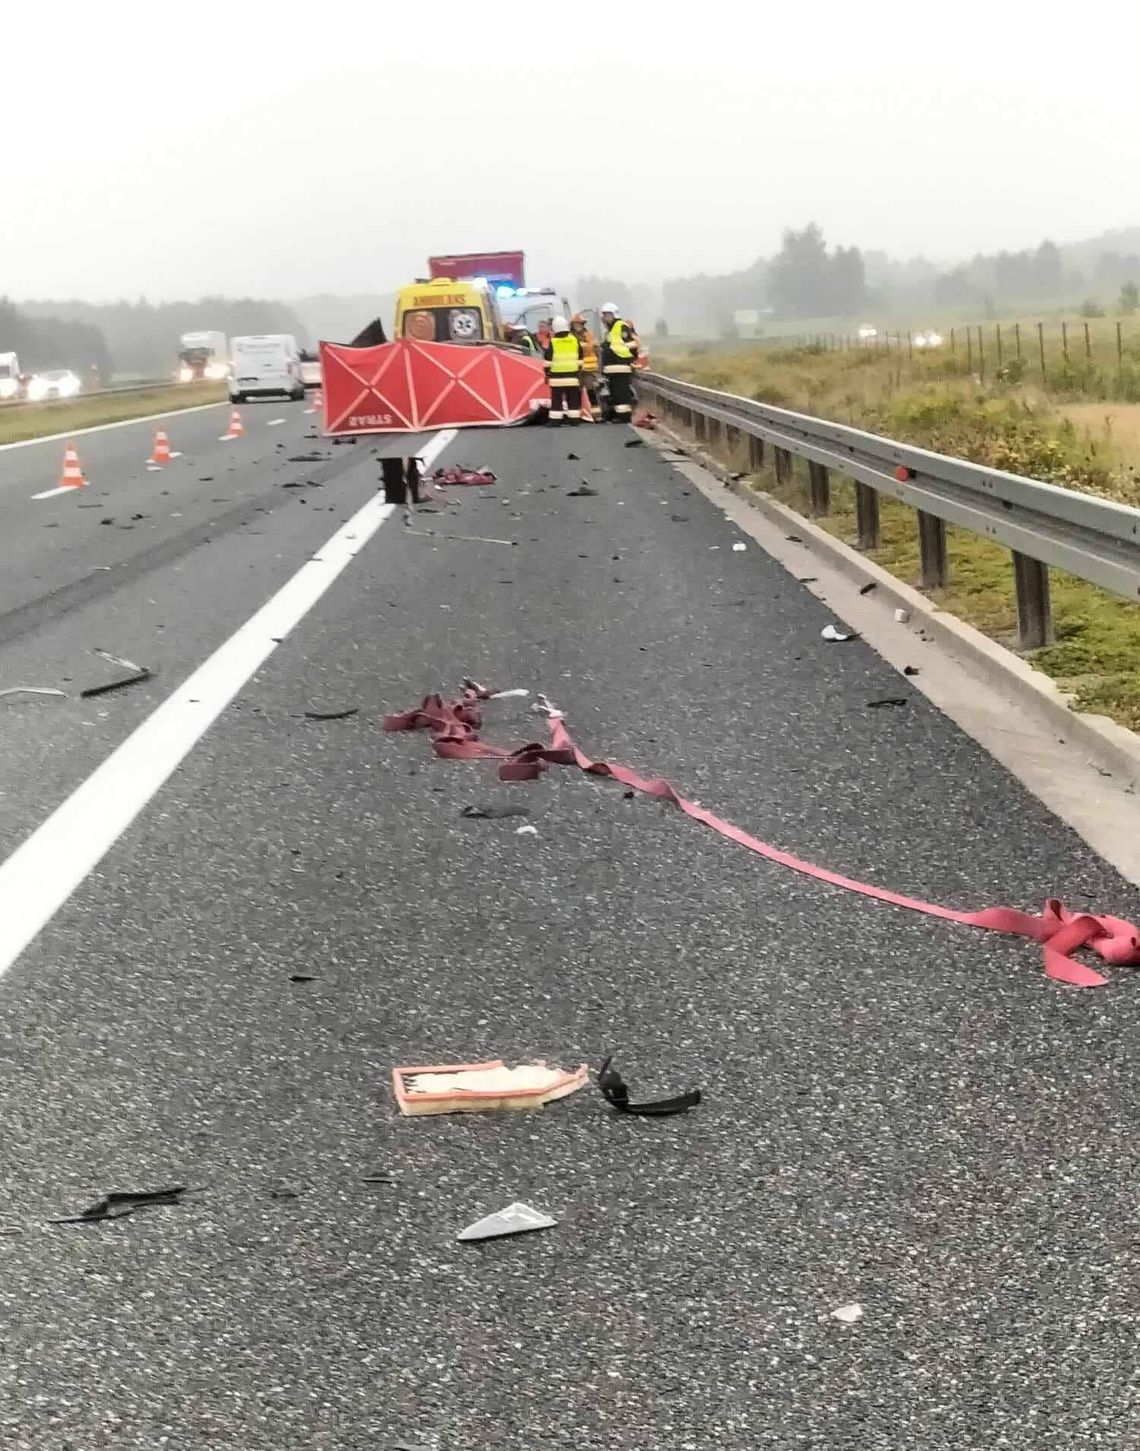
[[6, 0, 1139, 301]]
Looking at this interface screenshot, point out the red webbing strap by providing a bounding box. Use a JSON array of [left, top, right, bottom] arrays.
[[384, 692, 1140, 988]]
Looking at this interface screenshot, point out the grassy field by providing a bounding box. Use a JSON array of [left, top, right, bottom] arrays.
[[657, 343, 1140, 732], [0, 382, 226, 446]]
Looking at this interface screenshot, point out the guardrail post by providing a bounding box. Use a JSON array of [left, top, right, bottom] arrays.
[[748, 435, 765, 471], [774, 447, 792, 484], [855, 483, 880, 549], [694, 412, 706, 441], [917, 511, 948, 589], [707, 417, 721, 448], [1013, 552, 1053, 649], [808, 461, 830, 516]]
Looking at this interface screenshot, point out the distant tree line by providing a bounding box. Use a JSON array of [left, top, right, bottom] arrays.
[[12, 296, 307, 377], [0, 297, 111, 379]]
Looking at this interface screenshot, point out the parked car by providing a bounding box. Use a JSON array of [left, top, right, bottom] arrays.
[[299, 350, 322, 389], [26, 369, 82, 402]]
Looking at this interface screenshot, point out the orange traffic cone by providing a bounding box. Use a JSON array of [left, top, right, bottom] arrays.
[[224, 408, 243, 439], [59, 444, 87, 489], [305, 388, 322, 415], [149, 429, 173, 465]]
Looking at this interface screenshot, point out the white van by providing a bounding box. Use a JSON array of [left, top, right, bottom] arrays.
[[229, 335, 305, 403]]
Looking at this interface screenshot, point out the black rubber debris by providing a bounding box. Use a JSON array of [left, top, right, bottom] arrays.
[[567, 484, 598, 497], [303, 707, 359, 721], [597, 1056, 701, 1117], [289, 975, 317, 983], [624, 438, 644, 448], [670, 514, 689, 523], [288, 454, 328, 463], [80, 667, 152, 699], [867, 697, 909, 709], [786, 534, 803, 543], [859, 581, 877, 595], [460, 804, 529, 820], [51, 1186, 189, 1225], [566, 452, 579, 460], [904, 665, 921, 676]]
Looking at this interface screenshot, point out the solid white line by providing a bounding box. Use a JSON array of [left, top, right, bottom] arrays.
[[0, 400, 227, 454], [266, 418, 286, 427], [31, 485, 79, 501], [0, 427, 456, 978]]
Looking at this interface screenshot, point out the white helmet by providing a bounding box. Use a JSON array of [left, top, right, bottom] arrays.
[[552, 315, 570, 332], [600, 301, 619, 315]]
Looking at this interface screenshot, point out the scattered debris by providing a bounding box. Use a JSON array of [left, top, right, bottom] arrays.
[[362, 1175, 396, 1185], [530, 693, 564, 719], [567, 484, 598, 497], [393, 1059, 589, 1117], [51, 1185, 190, 1226], [288, 453, 328, 463], [433, 466, 497, 486], [289, 974, 318, 983], [821, 625, 856, 643], [269, 1186, 300, 1200], [79, 650, 152, 698], [670, 514, 690, 523], [198, 476, 214, 482], [797, 577, 818, 583], [830, 1303, 864, 1324], [867, 697, 908, 709], [904, 665, 921, 677], [859, 581, 877, 596], [566, 452, 579, 460], [303, 707, 359, 721], [457, 1202, 558, 1243], [597, 1056, 702, 1117], [489, 687, 529, 700], [632, 410, 657, 428], [0, 687, 66, 702], [624, 438, 644, 448], [894, 607, 910, 623], [460, 804, 529, 820], [786, 534, 803, 543], [515, 824, 538, 836], [283, 479, 322, 490], [732, 542, 747, 552]]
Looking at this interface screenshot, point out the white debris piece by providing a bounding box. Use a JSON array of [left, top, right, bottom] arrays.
[[732, 542, 747, 552], [821, 624, 853, 642], [515, 824, 538, 836], [894, 608, 910, 624], [490, 688, 530, 699], [830, 1303, 864, 1324]]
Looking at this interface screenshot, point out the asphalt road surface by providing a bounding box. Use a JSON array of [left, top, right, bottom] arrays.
[[0, 405, 1137, 1450]]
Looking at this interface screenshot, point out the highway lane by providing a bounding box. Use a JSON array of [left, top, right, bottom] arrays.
[[0, 421, 1137, 1448]]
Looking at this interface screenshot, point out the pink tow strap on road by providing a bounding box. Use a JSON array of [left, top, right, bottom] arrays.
[[384, 687, 1140, 989]]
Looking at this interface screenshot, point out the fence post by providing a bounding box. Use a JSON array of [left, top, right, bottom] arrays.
[[950, 327, 956, 356], [1062, 321, 1070, 380], [1084, 321, 1092, 362], [977, 326, 985, 381], [917, 511, 948, 589], [808, 460, 831, 516], [907, 330, 913, 360], [1013, 552, 1053, 649], [1038, 322, 1046, 383], [1014, 321, 1022, 360], [1118, 320, 1124, 383], [855, 483, 880, 550], [996, 323, 1003, 373], [967, 328, 973, 372]]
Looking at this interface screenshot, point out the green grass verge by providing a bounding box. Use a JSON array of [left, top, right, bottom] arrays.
[[0, 383, 226, 446], [759, 459, 1140, 733]]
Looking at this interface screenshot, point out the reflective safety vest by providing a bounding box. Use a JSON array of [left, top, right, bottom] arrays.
[[549, 333, 581, 378], [577, 328, 598, 373], [603, 319, 635, 371]]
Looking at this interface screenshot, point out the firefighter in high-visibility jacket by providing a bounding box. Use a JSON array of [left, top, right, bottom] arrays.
[[599, 302, 640, 422], [571, 313, 599, 417], [544, 315, 583, 426]]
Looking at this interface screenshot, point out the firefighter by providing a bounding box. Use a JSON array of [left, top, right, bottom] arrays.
[[599, 303, 639, 423], [544, 315, 582, 426], [571, 313, 599, 417], [505, 321, 540, 355]]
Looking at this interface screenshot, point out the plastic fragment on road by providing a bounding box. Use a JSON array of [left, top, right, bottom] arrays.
[[51, 1185, 189, 1225], [821, 625, 855, 643], [567, 483, 598, 497], [531, 693, 564, 719], [393, 1059, 589, 1117], [867, 697, 908, 709], [303, 707, 359, 721], [0, 687, 66, 702], [830, 1303, 864, 1324], [515, 824, 538, 836], [859, 581, 877, 595], [894, 607, 911, 623], [432, 466, 497, 486], [457, 1201, 558, 1243], [732, 542, 747, 552], [79, 650, 152, 698], [597, 1056, 702, 1117], [459, 804, 529, 820]]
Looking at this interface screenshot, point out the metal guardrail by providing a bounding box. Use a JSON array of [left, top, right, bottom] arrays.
[[639, 371, 1140, 648], [0, 378, 213, 411]]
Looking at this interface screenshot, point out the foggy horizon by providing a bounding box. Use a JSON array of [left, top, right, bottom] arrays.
[[8, 1, 1140, 303]]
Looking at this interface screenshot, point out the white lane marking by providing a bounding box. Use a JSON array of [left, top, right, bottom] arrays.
[[266, 418, 286, 427], [0, 428, 456, 978], [31, 485, 83, 501], [0, 401, 227, 454], [170, 450, 183, 459], [218, 434, 239, 442]]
